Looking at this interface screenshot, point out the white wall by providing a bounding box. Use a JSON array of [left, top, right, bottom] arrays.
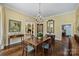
[[4, 8, 36, 46], [0, 12, 2, 49], [0, 5, 4, 49], [45, 11, 76, 40]]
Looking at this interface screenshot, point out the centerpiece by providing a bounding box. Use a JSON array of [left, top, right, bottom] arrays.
[[37, 32, 43, 40]]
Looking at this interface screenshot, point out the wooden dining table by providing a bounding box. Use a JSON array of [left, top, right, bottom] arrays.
[[23, 37, 51, 56]]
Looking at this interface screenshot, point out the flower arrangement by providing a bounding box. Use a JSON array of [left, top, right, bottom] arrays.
[[37, 32, 43, 39]]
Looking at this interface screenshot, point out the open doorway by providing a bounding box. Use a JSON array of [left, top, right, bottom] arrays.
[[62, 24, 72, 38], [62, 24, 72, 56], [37, 24, 43, 36]]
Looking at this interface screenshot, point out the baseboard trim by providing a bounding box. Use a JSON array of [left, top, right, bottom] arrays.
[[4, 42, 21, 49]]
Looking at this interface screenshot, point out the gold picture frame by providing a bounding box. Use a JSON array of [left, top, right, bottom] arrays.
[[47, 20, 54, 33], [9, 19, 21, 32]]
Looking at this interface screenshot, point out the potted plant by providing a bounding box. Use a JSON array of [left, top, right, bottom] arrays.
[[37, 32, 43, 40]]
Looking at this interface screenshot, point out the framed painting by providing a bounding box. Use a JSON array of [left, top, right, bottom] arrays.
[[9, 19, 21, 32]]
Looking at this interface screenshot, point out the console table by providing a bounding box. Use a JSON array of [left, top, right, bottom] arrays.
[[46, 34, 55, 44], [8, 34, 24, 47]]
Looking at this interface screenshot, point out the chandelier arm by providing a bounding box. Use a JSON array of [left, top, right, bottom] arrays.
[[36, 3, 43, 22], [39, 3, 41, 20]]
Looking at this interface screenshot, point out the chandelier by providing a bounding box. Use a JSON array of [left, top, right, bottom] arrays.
[[36, 3, 44, 23]]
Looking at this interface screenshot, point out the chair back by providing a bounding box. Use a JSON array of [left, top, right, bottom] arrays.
[[44, 37, 52, 48], [74, 34, 79, 43]]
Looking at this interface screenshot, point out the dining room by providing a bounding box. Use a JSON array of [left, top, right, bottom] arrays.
[[0, 3, 79, 56]]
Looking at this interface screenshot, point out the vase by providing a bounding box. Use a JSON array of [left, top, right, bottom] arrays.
[[38, 37, 42, 40]]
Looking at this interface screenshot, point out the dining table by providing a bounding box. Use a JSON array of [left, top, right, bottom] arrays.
[[23, 37, 51, 56]]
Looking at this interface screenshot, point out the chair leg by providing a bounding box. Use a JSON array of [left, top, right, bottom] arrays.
[[22, 48, 24, 56], [42, 48, 44, 56], [25, 51, 27, 56], [43, 49, 48, 56], [45, 48, 52, 56], [49, 48, 52, 56]]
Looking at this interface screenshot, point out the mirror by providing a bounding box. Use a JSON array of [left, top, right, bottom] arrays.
[[25, 24, 34, 35], [47, 20, 54, 33]]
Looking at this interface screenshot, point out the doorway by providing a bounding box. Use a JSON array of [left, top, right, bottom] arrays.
[[62, 24, 72, 37], [62, 24, 72, 56], [37, 24, 43, 36]]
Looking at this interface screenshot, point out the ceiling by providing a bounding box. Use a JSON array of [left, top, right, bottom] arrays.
[[3, 3, 78, 17]]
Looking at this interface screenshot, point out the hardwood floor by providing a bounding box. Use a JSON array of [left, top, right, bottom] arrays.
[[71, 37, 79, 56], [0, 37, 79, 56]]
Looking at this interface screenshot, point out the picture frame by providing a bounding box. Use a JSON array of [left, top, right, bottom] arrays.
[[9, 19, 21, 32]]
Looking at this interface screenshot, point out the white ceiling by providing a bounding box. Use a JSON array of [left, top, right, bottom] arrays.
[[3, 3, 78, 17]]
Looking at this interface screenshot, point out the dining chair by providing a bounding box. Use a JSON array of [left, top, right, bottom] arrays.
[[42, 37, 52, 55], [22, 40, 34, 56]]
